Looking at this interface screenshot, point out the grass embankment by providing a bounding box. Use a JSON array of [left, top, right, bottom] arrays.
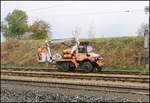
[[1, 36, 149, 72]]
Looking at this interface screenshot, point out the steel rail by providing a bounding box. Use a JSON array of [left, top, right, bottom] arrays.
[[1, 70, 149, 83], [1, 79, 149, 95], [1, 67, 149, 75]]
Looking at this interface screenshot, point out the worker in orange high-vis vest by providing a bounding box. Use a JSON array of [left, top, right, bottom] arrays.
[[37, 46, 42, 60], [42, 46, 48, 53], [41, 45, 48, 62]]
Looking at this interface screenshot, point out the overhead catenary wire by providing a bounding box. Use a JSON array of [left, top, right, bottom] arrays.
[[26, 2, 74, 12], [3, 1, 146, 25], [4, 2, 75, 25], [24, 1, 145, 16], [25, 2, 144, 16], [45, 9, 144, 17], [7, 9, 145, 25], [19, 2, 145, 16], [2, 1, 148, 22]]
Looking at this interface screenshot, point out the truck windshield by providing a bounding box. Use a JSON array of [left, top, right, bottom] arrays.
[[87, 46, 93, 53]]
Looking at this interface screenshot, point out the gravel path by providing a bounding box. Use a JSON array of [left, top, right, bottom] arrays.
[[1, 80, 149, 102]]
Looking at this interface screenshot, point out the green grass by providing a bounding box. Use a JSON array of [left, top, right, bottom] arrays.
[[104, 66, 149, 72], [1, 36, 149, 72]]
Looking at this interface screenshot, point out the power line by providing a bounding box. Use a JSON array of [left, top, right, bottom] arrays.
[[33, 9, 144, 17], [27, 2, 74, 12], [5, 2, 74, 25], [3, 3, 145, 24], [13, 9, 145, 25], [13, 2, 144, 16]]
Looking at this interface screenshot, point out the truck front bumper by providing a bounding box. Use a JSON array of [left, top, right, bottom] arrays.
[[96, 60, 104, 66]]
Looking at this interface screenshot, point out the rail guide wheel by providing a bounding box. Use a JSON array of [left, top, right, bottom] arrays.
[[80, 61, 94, 73], [56, 61, 75, 72]]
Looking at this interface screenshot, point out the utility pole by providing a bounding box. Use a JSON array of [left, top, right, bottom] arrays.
[[48, 29, 52, 40], [144, 6, 149, 49], [88, 25, 95, 38], [88, 20, 95, 38], [72, 25, 81, 38], [144, 6, 149, 69]]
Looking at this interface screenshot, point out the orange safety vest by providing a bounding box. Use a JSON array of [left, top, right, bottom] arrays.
[[42, 47, 47, 53], [37, 47, 42, 60], [37, 47, 42, 54]]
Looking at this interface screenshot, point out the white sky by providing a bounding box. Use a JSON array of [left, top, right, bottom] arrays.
[[1, 1, 149, 39]]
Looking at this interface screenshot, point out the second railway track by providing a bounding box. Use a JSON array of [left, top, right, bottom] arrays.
[[1, 67, 149, 75], [1, 70, 149, 83], [1, 79, 149, 96]]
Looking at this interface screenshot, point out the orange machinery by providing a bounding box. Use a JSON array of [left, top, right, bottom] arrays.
[[37, 38, 104, 72]]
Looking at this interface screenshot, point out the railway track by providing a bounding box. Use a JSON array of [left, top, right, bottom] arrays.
[[1, 78, 149, 96], [1, 66, 149, 75], [1, 70, 149, 96], [1, 70, 149, 83]]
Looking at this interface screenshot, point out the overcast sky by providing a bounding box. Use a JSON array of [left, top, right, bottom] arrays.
[[1, 1, 149, 40]]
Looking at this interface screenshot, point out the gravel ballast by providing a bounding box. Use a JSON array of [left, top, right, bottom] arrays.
[[1, 88, 137, 102], [1, 80, 149, 102]]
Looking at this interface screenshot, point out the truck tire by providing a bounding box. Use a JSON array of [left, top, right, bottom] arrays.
[[80, 61, 93, 73], [56, 62, 70, 72], [69, 62, 76, 71], [96, 66, 102, 72]]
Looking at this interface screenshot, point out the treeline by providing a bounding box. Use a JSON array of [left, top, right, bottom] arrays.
[[1, 9, 51, 40], [2, 9, 149, 40]]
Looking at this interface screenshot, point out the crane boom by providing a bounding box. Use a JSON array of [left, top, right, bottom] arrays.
[[49, 38, 76, 44], [45, 37, 78, 62]]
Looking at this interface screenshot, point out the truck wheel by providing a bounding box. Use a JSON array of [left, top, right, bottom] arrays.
[[80, 61, 93, 73], [97, 66, 102, 72], [69, 62, 76, 71], [56, 62, 70, 72]]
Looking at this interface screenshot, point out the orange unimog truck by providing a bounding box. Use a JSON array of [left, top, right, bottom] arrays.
[[37, 38, 104, 73]]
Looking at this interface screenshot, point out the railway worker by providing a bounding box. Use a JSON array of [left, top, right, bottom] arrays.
[[37, 46, 42, 61], [41, 45, 48, 62]]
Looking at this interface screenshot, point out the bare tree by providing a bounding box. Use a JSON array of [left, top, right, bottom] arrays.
[[48, 29, 52, 40], [137, 23, 149, 36], [88, 25, 95, 38], [72, 25, 81, 38], [88, 20, 95, 38], [30, 20, 51, 39]]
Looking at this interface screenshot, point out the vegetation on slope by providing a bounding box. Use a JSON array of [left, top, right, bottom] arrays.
[[1, 36, 149, 72], [82, 36, 148, 71]]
